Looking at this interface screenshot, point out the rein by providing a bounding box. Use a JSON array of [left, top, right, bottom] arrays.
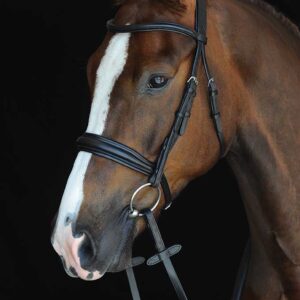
[[76, 0, 230, 299]]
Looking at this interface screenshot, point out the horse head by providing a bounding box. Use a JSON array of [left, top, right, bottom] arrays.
[[51, 0, 229, 280]]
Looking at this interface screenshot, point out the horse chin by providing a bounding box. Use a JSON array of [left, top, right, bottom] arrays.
[[107, 261, 130, 273], [91, 233, 134, 276], [106, 246, 133, 273]]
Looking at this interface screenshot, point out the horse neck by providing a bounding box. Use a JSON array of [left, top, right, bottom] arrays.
[[208, 0, 300, 298]]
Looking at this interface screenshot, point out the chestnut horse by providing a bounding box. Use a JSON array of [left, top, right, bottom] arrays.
[[51, 0, 300, 299]]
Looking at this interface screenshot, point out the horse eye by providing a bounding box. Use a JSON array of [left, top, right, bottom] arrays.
[[147, 75, 169, 89]]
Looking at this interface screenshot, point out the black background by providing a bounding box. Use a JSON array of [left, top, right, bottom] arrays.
[[1, 1, 299, 299]]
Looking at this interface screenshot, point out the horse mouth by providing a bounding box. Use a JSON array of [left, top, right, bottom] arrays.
[[105, 230, 135, 273], [81, 228, 135, 279], [53, 205, 138, 281]]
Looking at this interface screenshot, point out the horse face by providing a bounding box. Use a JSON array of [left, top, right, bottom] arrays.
[[51, 1, 215, 280]]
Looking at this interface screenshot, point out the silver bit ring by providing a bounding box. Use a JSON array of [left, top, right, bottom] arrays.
[[129, 183, 161, 218]]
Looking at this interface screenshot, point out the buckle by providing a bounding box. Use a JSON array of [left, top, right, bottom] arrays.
[[187, 76, 198, 86]]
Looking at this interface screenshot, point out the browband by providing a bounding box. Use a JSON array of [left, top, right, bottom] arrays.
[[107, 20, 207, 44]]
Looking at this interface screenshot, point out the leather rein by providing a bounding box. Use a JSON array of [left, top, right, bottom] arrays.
[[76, 0, 226, 299]]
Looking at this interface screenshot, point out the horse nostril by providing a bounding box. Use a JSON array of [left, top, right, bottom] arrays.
[[78, 233, 96, 269]]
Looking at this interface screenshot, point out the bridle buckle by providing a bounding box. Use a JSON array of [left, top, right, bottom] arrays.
[[187, 76, 198, 86]]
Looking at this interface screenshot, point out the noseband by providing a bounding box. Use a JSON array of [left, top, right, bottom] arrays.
[[76, 0, 226, 299]]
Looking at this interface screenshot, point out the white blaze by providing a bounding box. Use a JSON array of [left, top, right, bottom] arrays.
[[52, 32, 131, 279]]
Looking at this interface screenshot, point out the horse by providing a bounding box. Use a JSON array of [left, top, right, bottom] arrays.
[[51, 0, 300, 299]]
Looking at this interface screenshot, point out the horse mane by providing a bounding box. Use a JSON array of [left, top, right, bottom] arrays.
[[242, 0, 300, 39], [113, 0, 186, 15]]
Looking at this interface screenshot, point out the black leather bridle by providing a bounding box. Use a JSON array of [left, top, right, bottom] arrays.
[[76, 0, 229, 299], [77, 0, 225, 210]]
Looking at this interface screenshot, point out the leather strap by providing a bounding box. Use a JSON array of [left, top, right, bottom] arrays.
[[77, 133, 153, 175], [126, 267, 141, 300], [231, 240, 250, 300], [126, 257, 145, 300], [149, 78, 198, 187], [147, 244, 182, 266], [197, 0, 207, 38], [107, 20, 207, 44], [77, 133, 173, 209], [201, 44, 226, 157], [144, 210, 188, 300]]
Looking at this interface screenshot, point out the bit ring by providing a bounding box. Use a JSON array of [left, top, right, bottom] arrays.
[[129, 183, 161, 218]]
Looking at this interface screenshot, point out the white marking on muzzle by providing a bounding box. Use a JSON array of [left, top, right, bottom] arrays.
[[52, 32, 131, 279]]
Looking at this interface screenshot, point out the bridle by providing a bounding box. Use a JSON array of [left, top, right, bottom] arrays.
[[77, 0, 225, 213], [76, 0, 226, 299]]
